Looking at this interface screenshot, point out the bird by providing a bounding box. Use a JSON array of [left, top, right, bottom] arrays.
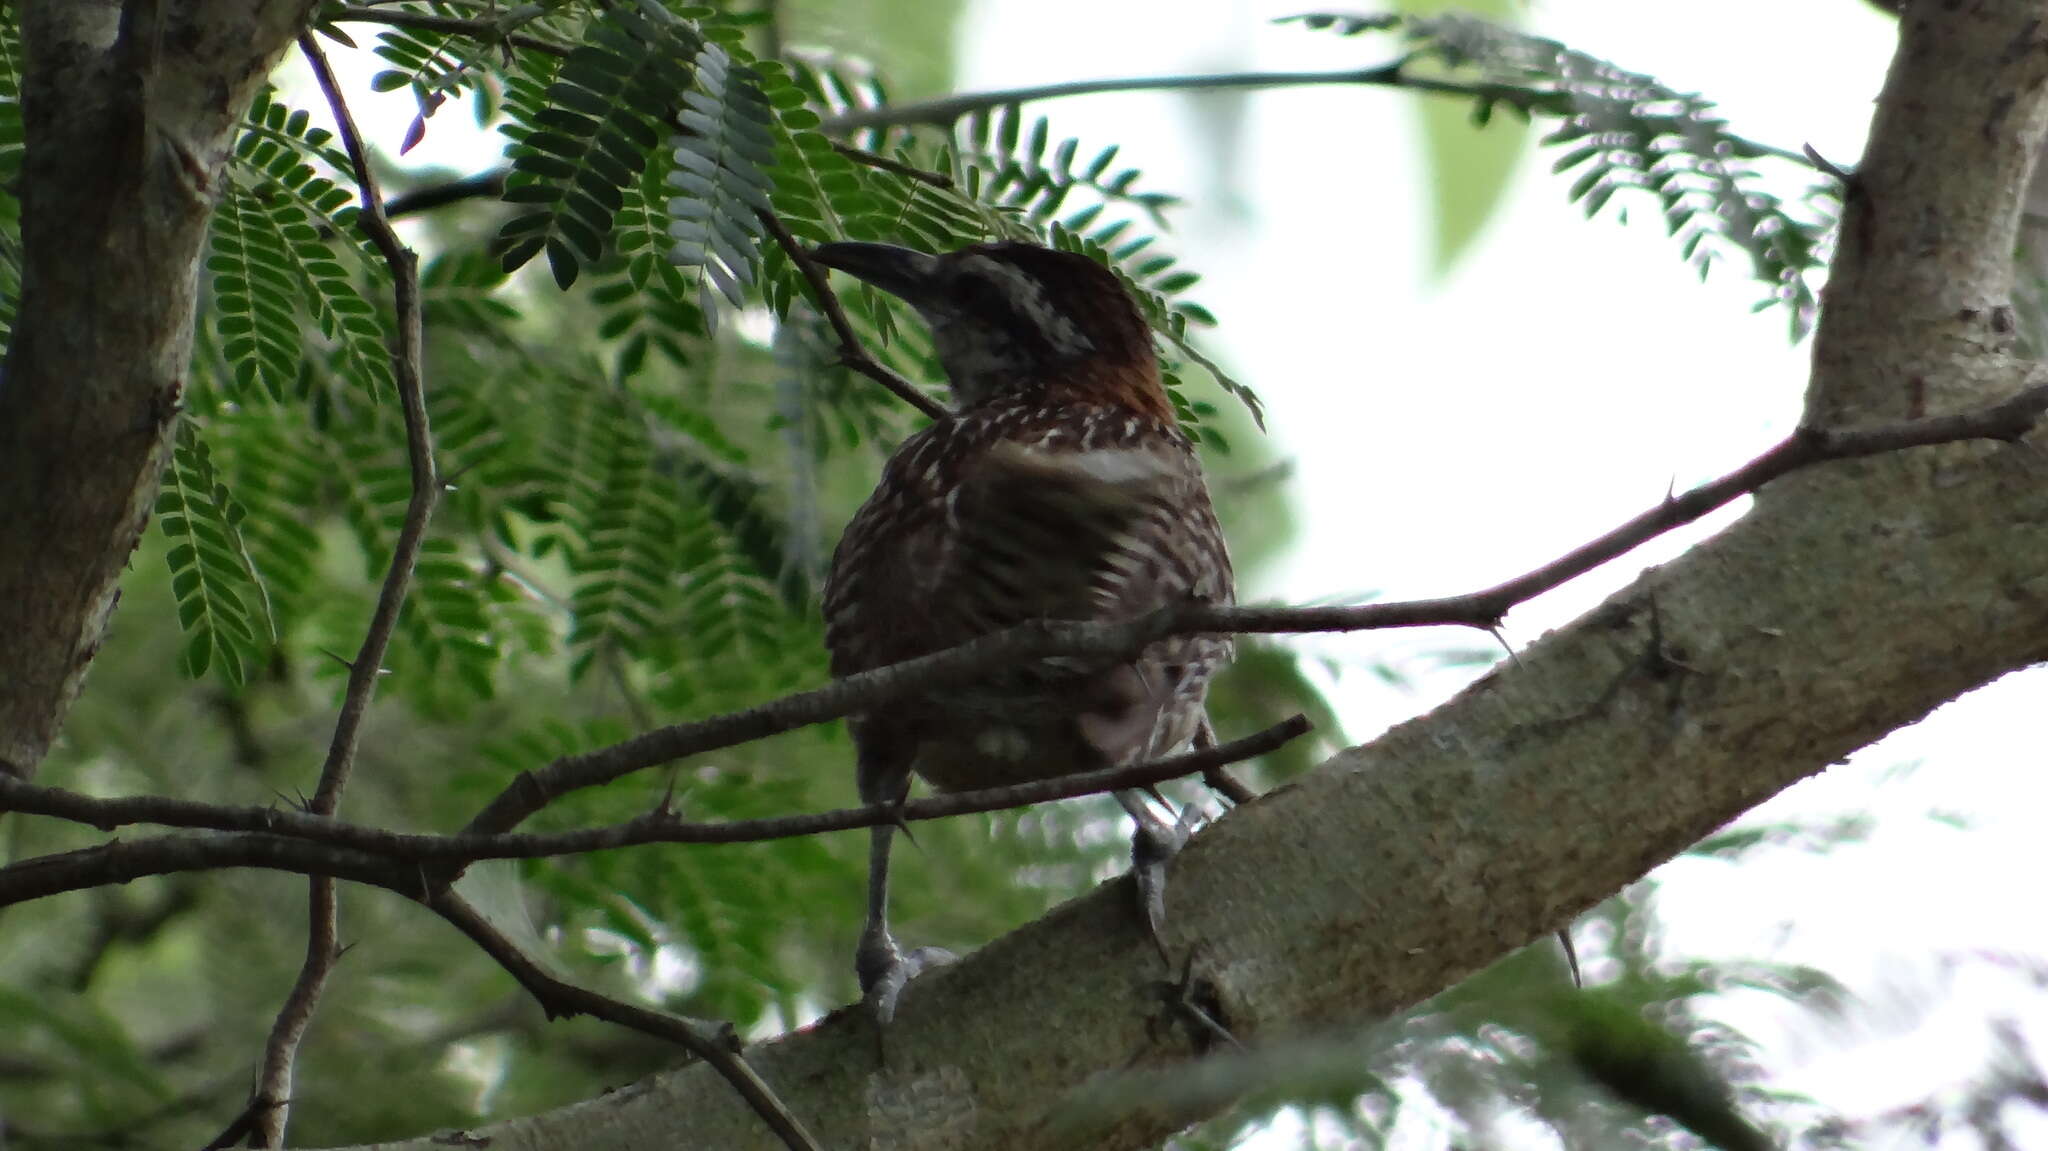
[[813, 239, 1236, 1024]]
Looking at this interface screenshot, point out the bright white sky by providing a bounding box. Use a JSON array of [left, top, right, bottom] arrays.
[[327, 1, 2047, 1143]]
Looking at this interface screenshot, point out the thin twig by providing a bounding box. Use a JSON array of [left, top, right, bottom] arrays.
[[756, 209, 950, 421], [430, 891, 828, 1148], [818, 62, 1816, 169], [301, 49, 436, 819], [241, 36, 441, 1150], [0, 717, 1310, 868], [822, 65, 1407, 132], [328, 3, 574, 57], [385, 167, 508, 218], [829, 140, 953, 187]]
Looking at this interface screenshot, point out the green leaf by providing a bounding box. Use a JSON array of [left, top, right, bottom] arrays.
[[157, 421, 274, 686]]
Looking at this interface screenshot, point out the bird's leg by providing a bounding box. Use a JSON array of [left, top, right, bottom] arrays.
[[1193, 716, 1257, 806], [1117, 787, 1197, 965], [856, 792, 954, 1029]]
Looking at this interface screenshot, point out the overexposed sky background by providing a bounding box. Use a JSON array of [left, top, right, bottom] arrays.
[[325, 2, 2046, 1142]]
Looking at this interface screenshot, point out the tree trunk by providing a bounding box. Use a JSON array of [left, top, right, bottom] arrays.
[[0, 0, 310, 778]]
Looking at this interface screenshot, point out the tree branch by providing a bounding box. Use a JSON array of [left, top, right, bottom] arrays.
[[0, 718, 1309, 902], [819, 62, 1807, 167], [446, 372, 2048, 840], [757, 210, 951, 421], [0, 717, 1309, 870], [426, 891, 826, 1151], [235, 35, 441, 1150]]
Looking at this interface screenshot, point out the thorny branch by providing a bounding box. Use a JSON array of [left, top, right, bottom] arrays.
[[228, 35, 441, 1151], [7, 379, 2041, 912], [5, 375, 2039, 896]]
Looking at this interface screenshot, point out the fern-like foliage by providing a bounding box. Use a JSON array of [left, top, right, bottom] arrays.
[[352, 3, 581, 155], [759, 57, 1260, 433], [215, 90, 395, 401], [667, 41, 777, 305], [158, 422, 274, 685], [958, 109, 1180, 229], [559, 387, 685, 681], [1287, 12, 1835, 338], [494, 8, 703, 288]]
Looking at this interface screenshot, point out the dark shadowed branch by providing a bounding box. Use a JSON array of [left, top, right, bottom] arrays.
[[0, 717, 1310, 870], [428, 891, 825, 1151], [0, 717, 1310, 901]]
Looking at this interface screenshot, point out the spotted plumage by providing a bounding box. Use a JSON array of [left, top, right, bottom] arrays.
[[824, 395, 1233, 792]]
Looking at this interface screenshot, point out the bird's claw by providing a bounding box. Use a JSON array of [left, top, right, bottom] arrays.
[[857, 929, 956, 1028]]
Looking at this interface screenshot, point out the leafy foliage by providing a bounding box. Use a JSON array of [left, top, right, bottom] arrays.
[[158, 422, 274, 685], [494, 8, 707, 289], [666, 41, 777, 304], [1287, 11, 1838, 338], [216, 89, 395, 402]]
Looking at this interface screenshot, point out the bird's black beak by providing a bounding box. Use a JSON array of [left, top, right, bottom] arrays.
[[811, 242, 942, 304]]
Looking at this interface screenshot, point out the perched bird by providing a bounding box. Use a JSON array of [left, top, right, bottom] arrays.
[[815, 240, 1235, 1023]]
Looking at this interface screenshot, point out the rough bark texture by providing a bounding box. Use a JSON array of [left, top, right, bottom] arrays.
[[346, 4, 2048, 1149], [0, 0, 311, 778]]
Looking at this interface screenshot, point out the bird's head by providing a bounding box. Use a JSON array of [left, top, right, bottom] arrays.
[[812, 240, 1170, 421]]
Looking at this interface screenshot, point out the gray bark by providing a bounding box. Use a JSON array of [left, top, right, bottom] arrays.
[[0, 0, 311, 778], [346, 3, 2048, 1149]]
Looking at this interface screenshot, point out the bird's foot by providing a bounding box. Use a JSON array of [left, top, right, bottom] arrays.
[[857, 927, 956, 1028], [1129, 802, 1199, 964], [1146, 945, 1242, 1055]]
